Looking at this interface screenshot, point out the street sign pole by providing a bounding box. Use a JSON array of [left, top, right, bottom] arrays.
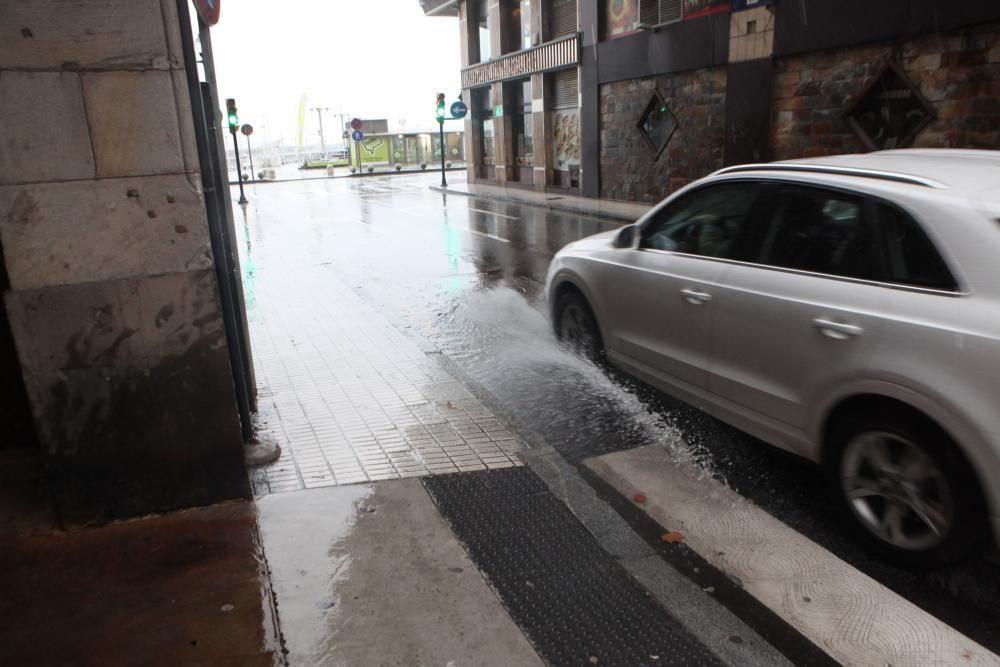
[[438, 118, 447, 187], [350, 119, 365, 175]]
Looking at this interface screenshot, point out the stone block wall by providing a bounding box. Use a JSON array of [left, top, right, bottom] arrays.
[[0, 0, 248, 521], [772, 22, 1000, 159], [599, 67, 727, 203]]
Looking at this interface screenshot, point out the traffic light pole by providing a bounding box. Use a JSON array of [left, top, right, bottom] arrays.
[[438, 118, 447, 188], [230, 128, 248, 204]]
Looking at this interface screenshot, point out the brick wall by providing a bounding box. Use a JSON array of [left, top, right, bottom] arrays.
[[599, 67, 727, 203], [773, 22, 1000, 159]]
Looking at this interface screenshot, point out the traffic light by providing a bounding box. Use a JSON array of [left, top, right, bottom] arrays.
[[226, 98, 239, 132], [436, 92, 446, 121]]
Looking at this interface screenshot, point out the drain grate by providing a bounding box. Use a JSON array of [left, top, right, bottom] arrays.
[[423, 467, 722, 666]]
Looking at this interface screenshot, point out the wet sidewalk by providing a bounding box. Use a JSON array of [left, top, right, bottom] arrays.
[[248, 264, 523, 494], [431, 177, 652, 223]]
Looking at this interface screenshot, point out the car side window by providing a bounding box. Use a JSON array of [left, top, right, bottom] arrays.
[[876, 204, 958, 291], [756, 185, 874, 280], [640, 182, 759, 260]]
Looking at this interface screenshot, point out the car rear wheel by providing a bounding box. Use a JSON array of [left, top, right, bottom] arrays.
[[555, 291, 603, 363], [828, 411, 986, 567]]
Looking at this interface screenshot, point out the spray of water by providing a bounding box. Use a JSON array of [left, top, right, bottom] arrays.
[[439, 285, 717, 476]]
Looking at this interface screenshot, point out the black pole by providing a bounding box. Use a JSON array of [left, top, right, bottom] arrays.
[[439, 118, 447, 187], [175, 0, 253, 441], [245, 134, 255, 183], [231, 129, 248, 204]]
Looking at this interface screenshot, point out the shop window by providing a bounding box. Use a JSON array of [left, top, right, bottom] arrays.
[[512, 80, 533, 166], [474, 88, 495, 166], [844, 61, 936, 151], [474, 0, 491, 62], [638, 91, 678, 158], [519, 0, 532, 49], [549, 68, 580, 188]]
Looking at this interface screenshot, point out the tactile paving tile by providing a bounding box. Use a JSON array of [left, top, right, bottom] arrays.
[[423, 468, 723, 667]]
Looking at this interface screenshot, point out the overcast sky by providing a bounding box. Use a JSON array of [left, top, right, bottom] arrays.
[[206, 0, 463, 147]]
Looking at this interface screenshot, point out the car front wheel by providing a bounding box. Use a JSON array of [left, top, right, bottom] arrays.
[[555, 291, 603, 364], [828, 410, 986, 567]]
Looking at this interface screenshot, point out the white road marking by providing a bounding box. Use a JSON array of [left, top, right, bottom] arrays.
[[586, 446, 1000, 667], [467, 207, 520, 221], [464, 229, 510, 244]]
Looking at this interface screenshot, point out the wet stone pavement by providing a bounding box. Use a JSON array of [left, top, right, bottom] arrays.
[[248, 265, 521, 493], [237, 173, 1000, 663]]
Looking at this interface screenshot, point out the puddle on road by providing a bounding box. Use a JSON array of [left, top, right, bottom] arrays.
[[431, 285, 716, 475]]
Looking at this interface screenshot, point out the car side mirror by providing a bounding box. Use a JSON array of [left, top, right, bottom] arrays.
[[614, 225, 636, 248]]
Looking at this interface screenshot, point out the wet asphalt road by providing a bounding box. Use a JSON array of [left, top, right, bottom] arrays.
[[235, 173, 1000, 652]]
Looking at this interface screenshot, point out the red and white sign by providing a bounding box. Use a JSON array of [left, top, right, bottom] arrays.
[[193, 0, 221, 25]]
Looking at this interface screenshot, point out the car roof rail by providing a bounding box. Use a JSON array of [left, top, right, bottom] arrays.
[[713, 163, 949, 189]]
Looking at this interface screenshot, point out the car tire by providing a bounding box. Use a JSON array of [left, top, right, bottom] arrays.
[[555, 290, 604, 364], [827, 408, 987, 568]]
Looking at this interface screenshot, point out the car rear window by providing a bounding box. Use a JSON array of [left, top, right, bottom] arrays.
[[876, 203, 958, 291]]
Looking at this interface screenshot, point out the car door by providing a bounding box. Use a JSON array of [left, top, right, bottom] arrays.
[[708, 183, 889, 446], [602, 181, 761, 395]]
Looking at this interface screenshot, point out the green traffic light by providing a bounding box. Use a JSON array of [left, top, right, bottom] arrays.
[[436, 104, 446, 120], [228, 113, 238, 127]]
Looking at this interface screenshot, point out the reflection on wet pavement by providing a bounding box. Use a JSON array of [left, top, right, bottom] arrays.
[[256, 480, 543, 666]]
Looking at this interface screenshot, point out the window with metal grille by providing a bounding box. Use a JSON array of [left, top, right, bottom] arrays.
[[640, 0, 681, 26], [551, 68, 578, 109], [548, 0, 577, 39]]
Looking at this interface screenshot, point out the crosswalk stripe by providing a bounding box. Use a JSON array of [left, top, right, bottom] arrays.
[[586, 445, 1000, 667]]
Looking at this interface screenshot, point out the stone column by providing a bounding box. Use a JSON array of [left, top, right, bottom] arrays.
[[460, 2, 477, 182], [0, 0, 248, 522]]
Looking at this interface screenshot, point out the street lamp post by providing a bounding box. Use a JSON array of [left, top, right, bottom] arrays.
[[310, 106, 329, 157]]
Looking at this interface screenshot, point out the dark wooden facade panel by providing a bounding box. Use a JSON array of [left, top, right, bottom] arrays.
[[775, 0, 1000, 56]]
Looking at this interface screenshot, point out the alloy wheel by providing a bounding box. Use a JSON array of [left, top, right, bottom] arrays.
[[840, 431, 955, 552]]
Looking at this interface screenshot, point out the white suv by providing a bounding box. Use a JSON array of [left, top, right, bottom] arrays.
[[546, 150, 1000, 566]]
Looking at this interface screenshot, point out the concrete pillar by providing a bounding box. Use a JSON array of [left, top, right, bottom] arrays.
[[579, 0, 601, 198], [531, 72, 550, 191], [493, 82, 513, 184], [0, 0, 248, 522]]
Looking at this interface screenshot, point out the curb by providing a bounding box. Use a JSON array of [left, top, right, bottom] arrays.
[[228, 166, 466, 187], [429, 184, 645, 224]]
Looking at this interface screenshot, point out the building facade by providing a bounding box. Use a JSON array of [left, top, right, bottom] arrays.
[[421, 0, 1000, 203]]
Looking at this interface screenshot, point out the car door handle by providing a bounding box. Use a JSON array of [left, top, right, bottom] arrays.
[[813, 318, 864, 340], [681, 289, 712, 305]]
